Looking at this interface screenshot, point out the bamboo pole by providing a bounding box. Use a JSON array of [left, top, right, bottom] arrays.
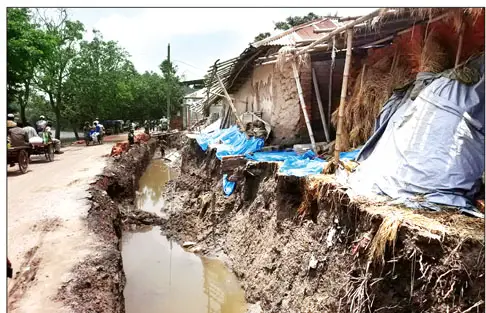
[[328, 36, 336, 126], [292, 61, 317, 153], [297, 9, 382, 56], [334, 28, 354, 162], [312, 67, 330, 142], [455, 16, 465, 68], [215, 73, 244, 129]]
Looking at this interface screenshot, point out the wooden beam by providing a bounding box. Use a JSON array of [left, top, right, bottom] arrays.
[[455, 16, 465, 68], [312, 67, 330, 142], [292, 61, 317, 153], [334, 28, 354, 162], [297, 9, 382, 56], [215, 73, 244, 129]]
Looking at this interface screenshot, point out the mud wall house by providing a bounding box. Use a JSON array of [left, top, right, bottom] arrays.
[[202, 18, 349, 146], [202, 9, 485, 150]]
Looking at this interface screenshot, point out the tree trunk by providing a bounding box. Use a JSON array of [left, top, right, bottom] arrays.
[[72, 124, 80, 140], [20, 80, 31, 124], [47, 92, 62, 140], [20, 104, 26, 125], [54, 108, 62, 140]]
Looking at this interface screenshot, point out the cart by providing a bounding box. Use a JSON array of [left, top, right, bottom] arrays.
[[30, 142, 55, 162], [7, 146, 30, 174]]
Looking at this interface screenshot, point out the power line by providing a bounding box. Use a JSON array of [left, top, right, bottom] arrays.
[[172, 59, 205, 71]]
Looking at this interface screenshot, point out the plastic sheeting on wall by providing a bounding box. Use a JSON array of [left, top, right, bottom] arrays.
[[349, 58, 485, 214]]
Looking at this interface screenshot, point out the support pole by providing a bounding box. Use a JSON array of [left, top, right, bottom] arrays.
[[334, 28, 354, 162], [215, 73, 244, 129], [292, 61, 317, 153], [312, 67, 330, 142], [167, 43, 171, 120], [328, 36, 336, 127], [455, 16, 465, 68]]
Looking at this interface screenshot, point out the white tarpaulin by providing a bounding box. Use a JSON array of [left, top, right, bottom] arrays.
[[348, 57, 485, 215]]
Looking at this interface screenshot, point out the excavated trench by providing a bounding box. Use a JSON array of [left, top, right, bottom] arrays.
[[56, 134, 485, 313]]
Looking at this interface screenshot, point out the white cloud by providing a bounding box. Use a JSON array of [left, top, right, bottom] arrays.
[[68, 8, 376, 79]]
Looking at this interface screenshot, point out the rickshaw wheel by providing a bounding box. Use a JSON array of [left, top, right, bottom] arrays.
[[46, 144, 55, 162], [18, 150, 29, 174]]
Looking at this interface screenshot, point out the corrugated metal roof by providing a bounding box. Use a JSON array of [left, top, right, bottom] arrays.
[[252, 18, 341, 48]]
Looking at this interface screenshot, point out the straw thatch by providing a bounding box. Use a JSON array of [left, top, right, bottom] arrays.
[[331, 43, 414, 148], [367, 216, 402, 265], [330, 7, 485, 150]]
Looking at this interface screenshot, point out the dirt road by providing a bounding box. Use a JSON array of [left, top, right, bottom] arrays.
[[7, 139, 119, 312]]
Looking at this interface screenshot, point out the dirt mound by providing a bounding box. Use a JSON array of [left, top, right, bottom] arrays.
[[55, 139, 159, 313], [163, 139, 485, 313]]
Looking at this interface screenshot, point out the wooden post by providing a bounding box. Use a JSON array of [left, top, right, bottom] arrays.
[[334, 28, 354, 162], [312, 67, 330, 142], [215, 73, 244, 129], [292, 61, 317, 153], [455, 16, 465, 68], [328, 36, 336, 126]]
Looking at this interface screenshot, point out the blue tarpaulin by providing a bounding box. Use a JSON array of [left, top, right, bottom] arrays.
[[223, 174, 236, 196], [196, 125, 264, 160], [246, 151, 299, 162], [196, 124, 361, 195], [278, 150, 327, 177]]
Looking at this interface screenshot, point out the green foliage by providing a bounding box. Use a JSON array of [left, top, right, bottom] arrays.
[[7, 8, 55, 121], [274, 12, 321, 30], [254, 32, 271, 42], [7, 8, 186, 137]]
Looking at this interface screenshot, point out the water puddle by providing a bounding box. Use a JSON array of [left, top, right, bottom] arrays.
[[136, 159, 174, 215], [123, 160, 247, 313]]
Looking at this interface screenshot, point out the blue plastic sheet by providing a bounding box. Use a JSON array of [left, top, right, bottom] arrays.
[[246, 151, 299, 162], [223, 174, 236, 196], [339, 149, 360, 161], [196, 125, 238, 151], [196, 125, 264, 160], [278, 150, 327, 177]]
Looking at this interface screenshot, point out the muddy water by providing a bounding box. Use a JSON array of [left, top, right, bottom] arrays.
[[123, 160, 247, 313], [136, 159, 174, 216]]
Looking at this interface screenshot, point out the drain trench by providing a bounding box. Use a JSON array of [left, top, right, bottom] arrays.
[[122, 159, 247, 313]]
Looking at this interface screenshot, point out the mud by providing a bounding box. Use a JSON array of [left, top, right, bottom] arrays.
[[162, 135, 485, 313], [55, 140, 161, 313]]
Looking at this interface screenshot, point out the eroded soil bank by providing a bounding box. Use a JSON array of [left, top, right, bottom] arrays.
[[162, 135, 485, 313], [55, 139, 163, 313]]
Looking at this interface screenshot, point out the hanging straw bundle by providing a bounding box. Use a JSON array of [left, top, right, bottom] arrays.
[[331, 44, 414, 149]]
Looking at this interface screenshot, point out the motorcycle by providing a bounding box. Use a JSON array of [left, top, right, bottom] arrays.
[[84, 131, 103, 146]]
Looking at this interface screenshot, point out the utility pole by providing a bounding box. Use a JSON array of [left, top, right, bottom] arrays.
[[167, 43, 171, 121]]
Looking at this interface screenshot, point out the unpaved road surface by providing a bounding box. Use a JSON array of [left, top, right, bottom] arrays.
[[7, 140, 119, 312]]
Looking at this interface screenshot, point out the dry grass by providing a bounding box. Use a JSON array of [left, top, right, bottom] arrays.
[[332, 44, 414, 149], [367, 216, 402, 265], [419, 32, 453, 72]]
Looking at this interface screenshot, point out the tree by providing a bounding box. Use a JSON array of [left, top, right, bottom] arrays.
[[7, 8, 54, 123], [254, 32, 271, 42], [159, 60, 184, 118], [274, 12, 321, 30], [34, 9, 85, 139], [65, 29, 134, 134]]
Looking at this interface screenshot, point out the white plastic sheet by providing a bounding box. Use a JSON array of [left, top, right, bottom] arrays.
[[349, 60, 485, 213]]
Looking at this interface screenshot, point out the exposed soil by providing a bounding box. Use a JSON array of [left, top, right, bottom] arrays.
[[54, 139, 163, 313], [162, 134, 485, 313]]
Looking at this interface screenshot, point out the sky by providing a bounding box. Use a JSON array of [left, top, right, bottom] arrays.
[[66, 8, 376, 81]]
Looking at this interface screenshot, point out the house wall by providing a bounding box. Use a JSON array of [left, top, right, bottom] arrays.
[[229, 62, 311, 145], [309, 58, 346, 141]]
